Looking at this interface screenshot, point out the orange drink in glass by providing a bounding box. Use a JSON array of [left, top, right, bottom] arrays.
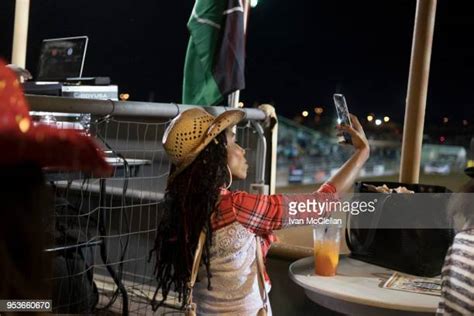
[[313, 223, 341, 276]]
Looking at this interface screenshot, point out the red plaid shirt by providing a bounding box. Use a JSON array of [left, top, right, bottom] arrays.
[[211, 182, 337, 281]]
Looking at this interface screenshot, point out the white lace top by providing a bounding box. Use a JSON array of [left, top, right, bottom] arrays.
[[193, 221, 271, 315], [191, 184, 337, 315]]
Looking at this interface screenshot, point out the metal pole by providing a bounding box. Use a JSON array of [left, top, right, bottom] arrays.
[[399, 0, 437, 183], [228, 90, 241, 108], [250, 121, 267, 184], [268, 118, 278, 194], [12, 0, 30, 67]]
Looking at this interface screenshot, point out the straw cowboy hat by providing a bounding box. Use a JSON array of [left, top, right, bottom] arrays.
[[0, 60, 112, 176], [163, 107, 245, 183]]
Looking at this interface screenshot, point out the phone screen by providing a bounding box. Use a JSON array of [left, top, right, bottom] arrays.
[[333, 93, 352, 144]]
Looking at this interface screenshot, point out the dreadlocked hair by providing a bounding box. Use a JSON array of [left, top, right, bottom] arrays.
[[150, 132, 228, 311]]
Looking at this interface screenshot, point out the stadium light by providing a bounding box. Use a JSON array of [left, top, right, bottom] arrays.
[[250, 0, 259, 8], [302, 111, 309, 117], [314, 107, 324, 115], [367, 115, 374, 122], [443, 117, 448, 124], [375, 119, 382, 126], [384, 116, 390, 123]]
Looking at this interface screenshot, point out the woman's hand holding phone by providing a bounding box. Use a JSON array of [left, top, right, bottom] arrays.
[[327, 114, 370, 193], [325, 93, 370, 193], [336, 114, 369, 154]]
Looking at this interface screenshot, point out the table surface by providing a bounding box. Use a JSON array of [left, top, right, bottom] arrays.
[[289, 256, 441, 314]]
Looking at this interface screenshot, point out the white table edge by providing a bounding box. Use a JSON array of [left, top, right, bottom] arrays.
[[288, 256, 439, 314]]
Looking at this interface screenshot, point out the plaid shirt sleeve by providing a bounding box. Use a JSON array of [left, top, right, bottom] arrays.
[[230, 191, 285, 235], [215, 182, 337, 235]]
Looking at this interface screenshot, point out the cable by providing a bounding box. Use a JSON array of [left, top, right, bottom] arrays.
[[94, 119, 131, 315]]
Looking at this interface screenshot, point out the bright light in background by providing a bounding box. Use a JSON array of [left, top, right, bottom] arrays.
[[120, 93, 130, 101], [302, 111, 309, 117], [463, 120, 468, 126], [375, 119, 382, 126], [443, 117, 448, 124], [384, 116, 390, 123], [367, 115, 374, 122], [440, 136, 446, 143], [250, 0, 259, 8], [238, 101, 244, 108], [314, 107, 324, 115]]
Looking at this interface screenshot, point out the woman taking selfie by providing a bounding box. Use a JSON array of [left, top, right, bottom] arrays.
[[151, 106, 369, 315]]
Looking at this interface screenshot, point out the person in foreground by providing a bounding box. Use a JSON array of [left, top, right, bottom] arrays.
[[437, 168, 474, 315], [150, 106, 369, 315], [0, 60, 112, 311]]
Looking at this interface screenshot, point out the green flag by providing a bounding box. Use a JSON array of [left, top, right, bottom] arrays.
[[183, 0, 246, 106]]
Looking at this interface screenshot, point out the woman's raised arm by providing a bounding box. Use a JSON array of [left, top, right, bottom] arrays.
[[326, 114, 370, 194]]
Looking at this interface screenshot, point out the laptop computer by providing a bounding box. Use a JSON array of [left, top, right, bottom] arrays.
[[24, 36, 112, 98], [35, 36, 88, 82]]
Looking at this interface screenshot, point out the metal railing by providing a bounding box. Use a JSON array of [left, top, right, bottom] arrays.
[[27, 95, 266, 120]]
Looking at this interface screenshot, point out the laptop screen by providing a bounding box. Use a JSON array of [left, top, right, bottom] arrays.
[[36, 36, 88, 81]]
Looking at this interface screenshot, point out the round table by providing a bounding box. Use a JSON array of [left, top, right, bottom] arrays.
[[289, 256, 441, 316]]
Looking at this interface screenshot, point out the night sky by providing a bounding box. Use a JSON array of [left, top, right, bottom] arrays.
[[1, 0, 473, 125]]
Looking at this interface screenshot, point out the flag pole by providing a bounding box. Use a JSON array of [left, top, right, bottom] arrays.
[[228, 0, 250, 108], [227, 1, 277, 194], [399, 0, 437, 183], [11, 0, 30, 67]]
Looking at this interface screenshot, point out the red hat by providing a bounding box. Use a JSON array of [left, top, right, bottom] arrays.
[[0, 60, 112, 177]]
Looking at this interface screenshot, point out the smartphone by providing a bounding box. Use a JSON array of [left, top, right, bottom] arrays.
[[333, 93, 352, 144]]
